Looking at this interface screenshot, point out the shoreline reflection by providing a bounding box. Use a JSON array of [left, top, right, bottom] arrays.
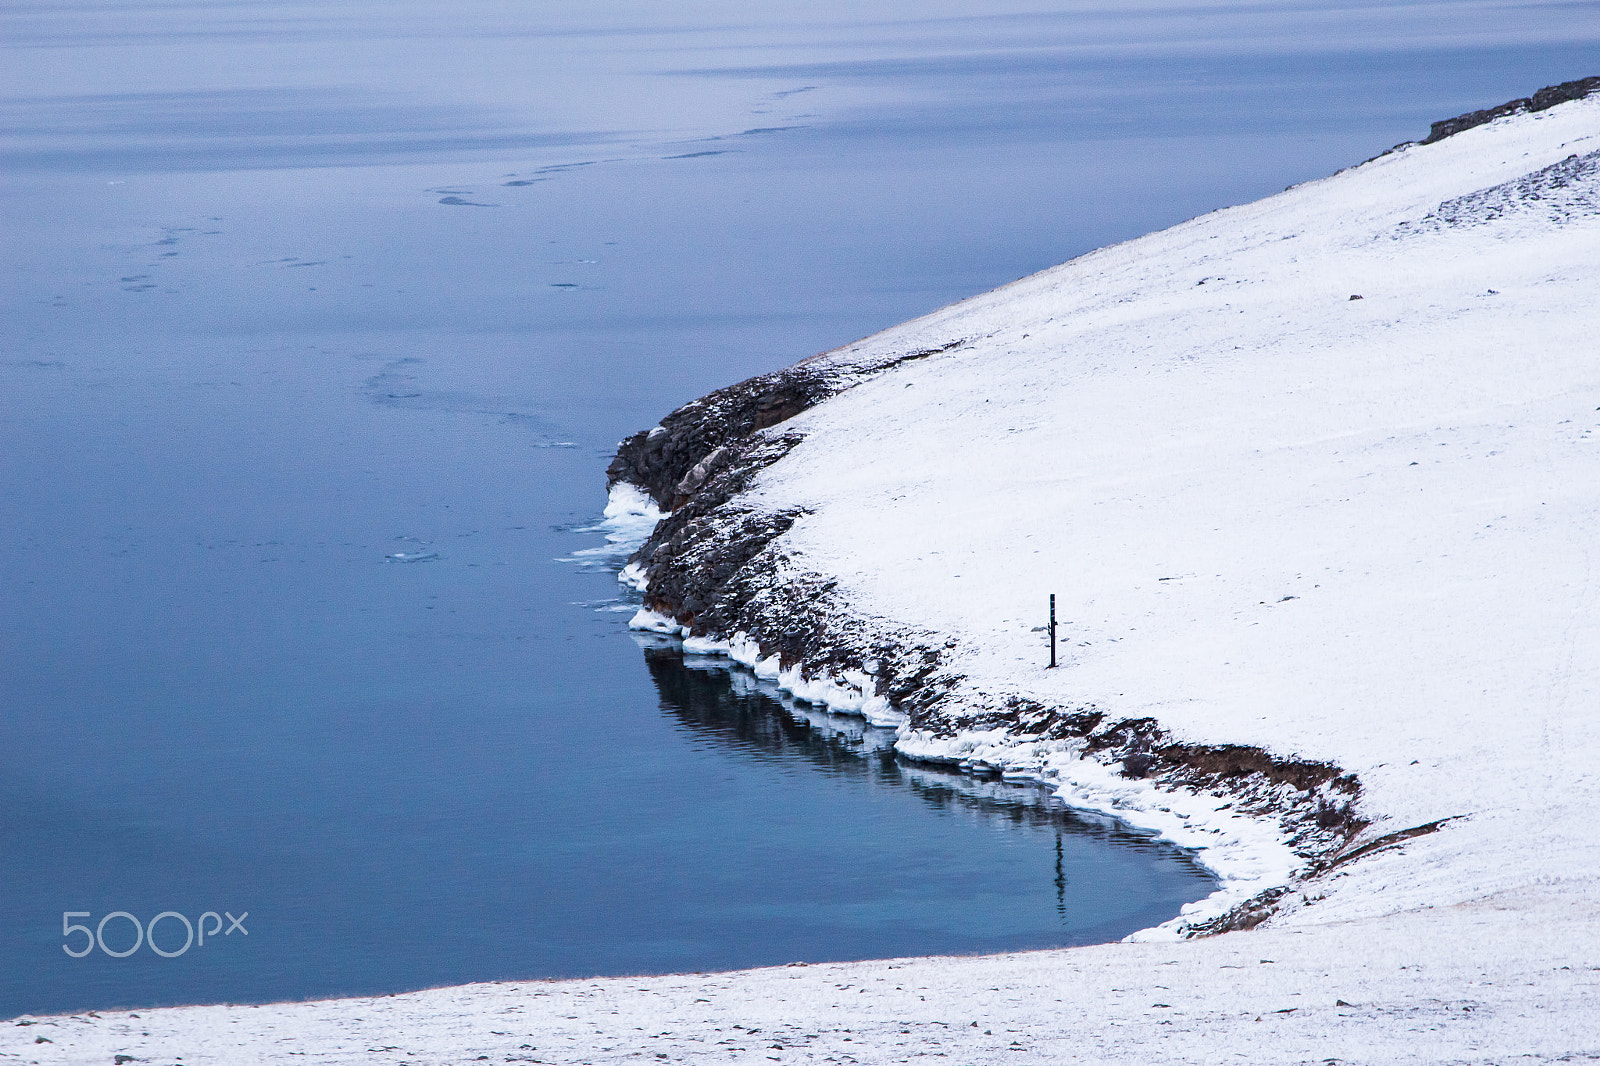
[[638, 636, 1215, 926]]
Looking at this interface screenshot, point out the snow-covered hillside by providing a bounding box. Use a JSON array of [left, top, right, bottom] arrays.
[[9, 84, 1600, 1064], [752, 85, 1600, 924], [615, 81, 1600, 939]]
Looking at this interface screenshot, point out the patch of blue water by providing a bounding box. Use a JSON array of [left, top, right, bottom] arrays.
[[3, 0, 1597, 1020]]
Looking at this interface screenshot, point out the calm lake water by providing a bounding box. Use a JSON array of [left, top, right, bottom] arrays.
[[3, 0, 1596, 1019]]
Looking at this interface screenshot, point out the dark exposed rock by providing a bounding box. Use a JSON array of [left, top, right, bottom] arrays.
[[1355, 75, 1598, 168], [615, 338, 976, 702], [1185, 886, 1293, 935], [607, 340, 965, 512], [1421, 76, 1600, 145], [607, 370, 831, 513], [1121, 750, 1156, 779], [1308, 815, 1462, 877]]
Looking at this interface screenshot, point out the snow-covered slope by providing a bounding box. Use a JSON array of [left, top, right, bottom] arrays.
[[715, 89, 1600, 926], [759, 90, 1600, 926], [7, 887, 1599, 1064], [9, 88, 1600, 1064], [616, 85, 1600, 943]]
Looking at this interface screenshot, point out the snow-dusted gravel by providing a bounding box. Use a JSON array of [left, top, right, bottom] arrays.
[[9, 90, 1600, 1064]]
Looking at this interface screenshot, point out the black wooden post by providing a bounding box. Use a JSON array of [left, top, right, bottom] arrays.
[[1048, 593, 1057, 669]]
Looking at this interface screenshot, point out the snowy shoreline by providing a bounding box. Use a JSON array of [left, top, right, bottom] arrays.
[[9, 83, 1600, 1063], [626, 595, 1298, 939], [592, 81, 1600, 1052], [603, 476, 1279, 936], [599, 479, 1276, 936]]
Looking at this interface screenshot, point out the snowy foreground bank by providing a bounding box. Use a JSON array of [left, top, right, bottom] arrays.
[[10, 87, 1600, 1062], [6, 888, 1597, 1063]]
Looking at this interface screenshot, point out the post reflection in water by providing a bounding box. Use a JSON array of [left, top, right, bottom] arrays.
[[1056, 833, 1068, 921], [635, 635, 1216, 953]]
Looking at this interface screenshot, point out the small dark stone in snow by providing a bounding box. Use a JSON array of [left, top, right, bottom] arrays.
[[1348, 294, 1363, 300], [1336, 999, 1354, 1007], [1122, 751, 1155, 778]]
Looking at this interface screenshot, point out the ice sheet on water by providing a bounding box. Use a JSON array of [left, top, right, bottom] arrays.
[[560, 483, 665, 572], [385, 551, 440, 563]]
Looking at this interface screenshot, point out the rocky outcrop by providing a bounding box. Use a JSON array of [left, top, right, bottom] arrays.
[[609, 340, 976, 723], [1421, 75, 1600, 144], [1354, 75, 1599, 169], [607, 338, 970, 676], [606, 341, 964, 512]]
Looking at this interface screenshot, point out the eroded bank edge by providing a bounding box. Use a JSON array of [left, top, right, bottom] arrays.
[[604, 350, 1392, 937]]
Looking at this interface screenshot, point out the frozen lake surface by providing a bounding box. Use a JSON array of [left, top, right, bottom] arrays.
[[2, 0, 1593, 1019]]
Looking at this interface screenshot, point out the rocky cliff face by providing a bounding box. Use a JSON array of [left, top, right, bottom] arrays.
[[606, 339, 968, 659], [607, 341, 973, 725]]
